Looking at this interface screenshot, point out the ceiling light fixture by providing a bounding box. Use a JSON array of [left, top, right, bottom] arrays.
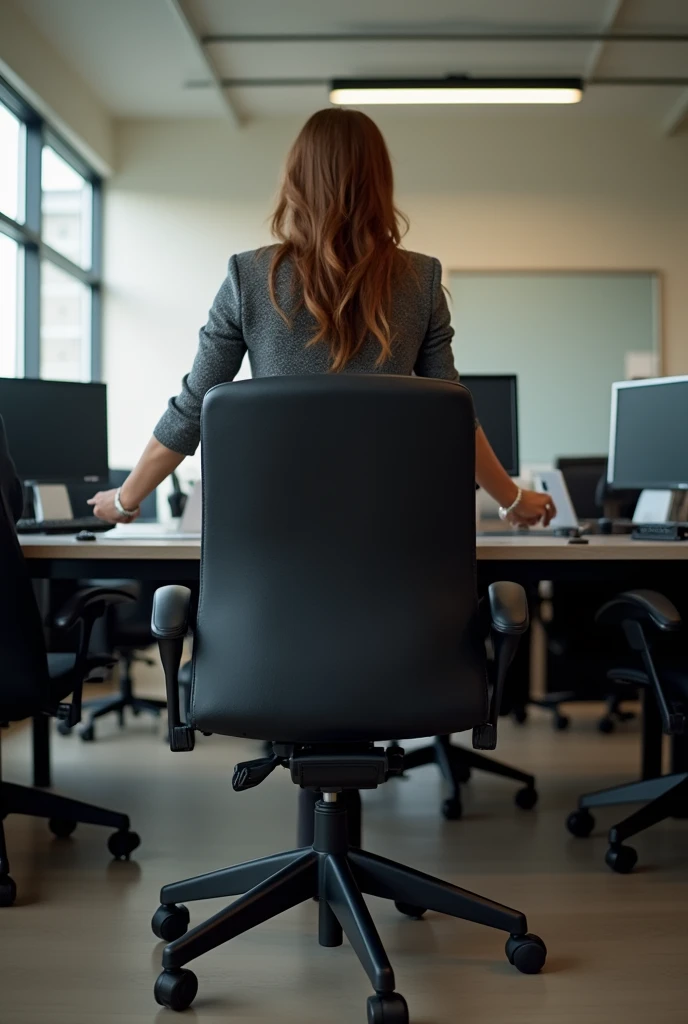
[[329, 77, 584, 106]]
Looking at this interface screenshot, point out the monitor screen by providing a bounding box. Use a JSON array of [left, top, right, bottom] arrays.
[[0, 377, 109, 483], [460, 375, 519, 476], [608, 376, 688, 490]]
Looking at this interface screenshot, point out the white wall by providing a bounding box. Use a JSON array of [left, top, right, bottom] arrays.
[[0, 1, 113, 172], [103, 114, 688, 476]]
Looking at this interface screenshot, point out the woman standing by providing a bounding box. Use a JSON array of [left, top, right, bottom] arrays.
[[90, 108, 553, 527]]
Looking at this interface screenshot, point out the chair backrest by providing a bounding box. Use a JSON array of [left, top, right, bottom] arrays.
[[0, 426, 50, 723], [189, 375, 487, 744]]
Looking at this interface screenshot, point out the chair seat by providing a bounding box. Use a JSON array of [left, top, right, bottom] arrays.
[[608, 665, 688, 700]]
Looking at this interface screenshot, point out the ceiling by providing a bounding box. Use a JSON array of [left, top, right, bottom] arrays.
[[14, 0, 688, 133]]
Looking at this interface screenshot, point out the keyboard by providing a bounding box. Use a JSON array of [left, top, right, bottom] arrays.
[[16, 516, 115, 535]]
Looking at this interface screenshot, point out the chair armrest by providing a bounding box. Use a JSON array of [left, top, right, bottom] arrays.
[[596, 590, 681, 632], [488, 581, 529, 635], [151, 586, 195, 751], [474, 582, 530, 750], [151, 585, 191, 640], [597, 590, 684, 735], [54, 587, 136, 631]]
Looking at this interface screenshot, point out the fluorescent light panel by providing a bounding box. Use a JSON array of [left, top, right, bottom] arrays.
[[330, 78, 584, 106]]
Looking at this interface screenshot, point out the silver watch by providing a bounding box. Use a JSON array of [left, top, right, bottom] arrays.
[[498, 487, 523, 521], [114, 487, 139, 518]]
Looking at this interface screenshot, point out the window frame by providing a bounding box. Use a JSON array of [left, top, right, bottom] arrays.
[[0, 75, 103, 381]]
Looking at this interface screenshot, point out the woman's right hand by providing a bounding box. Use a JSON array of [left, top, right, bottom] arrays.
[[508, 490, 557, 528]]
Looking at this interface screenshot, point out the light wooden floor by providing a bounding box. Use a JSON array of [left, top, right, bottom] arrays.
[[2, 663, 687, 1024]]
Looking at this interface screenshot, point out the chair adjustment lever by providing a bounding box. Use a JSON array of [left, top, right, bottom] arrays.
[[232, 755, 282, 792]]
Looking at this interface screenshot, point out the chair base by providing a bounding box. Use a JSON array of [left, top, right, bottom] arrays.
[[0, 781, 140, 906], [59, 653, 166, 742], [152, 797, 546, 1018], [566, 771, 688, 873], [399, 735, 537, 820], [529, 691, 636, 734]]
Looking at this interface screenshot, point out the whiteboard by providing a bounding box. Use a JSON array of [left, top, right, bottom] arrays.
[[447, 272, 659, 466]]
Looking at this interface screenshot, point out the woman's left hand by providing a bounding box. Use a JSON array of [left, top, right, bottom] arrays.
[[87, 489, 140, 524], [508, 490, 557, 528]]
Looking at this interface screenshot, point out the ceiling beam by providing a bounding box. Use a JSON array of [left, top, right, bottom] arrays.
[[584, 0, 626, 81], [166, 0, 241, 126], [202, 31, 688, 45], [662, 88, 688, 136]]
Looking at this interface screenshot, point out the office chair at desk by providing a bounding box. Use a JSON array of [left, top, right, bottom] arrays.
[[61, 471, 186, 741], [531, 456, 640, 733], [147, 377, 546, 1021], [567, 591, 687, 873], [0, 496, 140, 906]]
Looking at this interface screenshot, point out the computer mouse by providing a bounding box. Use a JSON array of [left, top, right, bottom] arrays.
[[568, 536, 589, 545], [75, 530, 96, 542]]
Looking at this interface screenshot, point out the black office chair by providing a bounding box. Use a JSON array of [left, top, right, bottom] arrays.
[[533, 456, 639, 733], [62, 471, 175, 741], [0, 494, 140, 906], [567, 591, 687, 873], [147, 377, 546, 1021]]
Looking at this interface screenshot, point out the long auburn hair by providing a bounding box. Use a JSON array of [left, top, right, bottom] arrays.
[[268, 108, 410, 372]]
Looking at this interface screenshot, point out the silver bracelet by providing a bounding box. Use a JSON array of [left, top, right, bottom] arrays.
[[498, 487, 523, 522], [114, 487, 139, 518]]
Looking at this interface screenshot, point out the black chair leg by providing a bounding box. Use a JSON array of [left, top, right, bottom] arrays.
[[350, 848, 526, 934], [454, 748, 535, 789], [162, 853, 318, 970], [325, 854, 395, 993], [579, 772, 687, 811], [609, 776, 688, 845], [2, 781, 130, 831], [160, 849, 307, 904]]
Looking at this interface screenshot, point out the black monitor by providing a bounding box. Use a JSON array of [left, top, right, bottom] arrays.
[[0, 377, 109, 483], [608, 376, 688, 491], [460, 374, 519, 476]]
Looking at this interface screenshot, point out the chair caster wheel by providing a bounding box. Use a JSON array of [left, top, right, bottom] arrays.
[[515, 786, 538, 811], [152, 903, 190, 941], [154, 968, 198, 1011], [441, 797, 462, 820], [56, 720, 72, 736], [598, 716, 615, 734], [506, 933, 547, 974], [395, 901, 426, 920], [367, 991, 409, 1024], [566, 809, 595, 838], [605, 844, 637, 874], [0, 874, 17, 907], [512, 707, 528, 725], [554, 714, 570, 731], [107, 829, 140, 860], [80, 724, 95, 742], [49, 818, 77, 838]]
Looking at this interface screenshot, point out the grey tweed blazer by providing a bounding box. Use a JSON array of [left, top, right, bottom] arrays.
[[154, 247, 459, 456]]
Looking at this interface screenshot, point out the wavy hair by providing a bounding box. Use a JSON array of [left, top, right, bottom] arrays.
[[268, 108, 410, 371]]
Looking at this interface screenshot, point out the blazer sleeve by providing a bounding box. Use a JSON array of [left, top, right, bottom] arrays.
[[0, 416, 24, 524], [413, 258, 460, 383], [154, 255, 248, 456]]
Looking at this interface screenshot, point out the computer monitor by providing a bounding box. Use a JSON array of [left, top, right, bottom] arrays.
[[608, 376, 688, 491], [0, 377, 109, 483], [460, 374, 519, 476]]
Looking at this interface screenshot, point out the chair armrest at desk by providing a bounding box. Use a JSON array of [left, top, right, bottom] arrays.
[[474, 582, 530, 751], [151, 586, 195, 752], [53, 586, 136, 631], [596, 590, 681, 633], [597, 590, 684, 736]]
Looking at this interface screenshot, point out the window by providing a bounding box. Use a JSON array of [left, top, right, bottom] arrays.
[[0, 77, 102, 383], [0, 233, 21, 376]]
